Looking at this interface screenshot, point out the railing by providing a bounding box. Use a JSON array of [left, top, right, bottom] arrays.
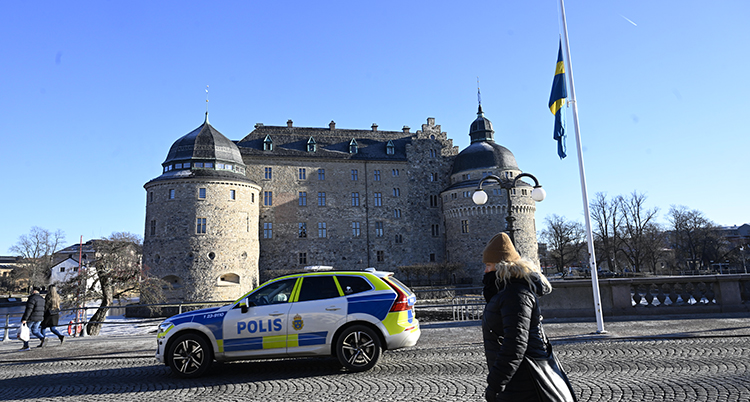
[[1, 301, 231, 342], [4, 275, 748, 340]]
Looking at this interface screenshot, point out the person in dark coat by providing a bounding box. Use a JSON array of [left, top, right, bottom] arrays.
[[481, 232, 554, 402], [41, 284, 65, 344], [20, 287, 46, 350]]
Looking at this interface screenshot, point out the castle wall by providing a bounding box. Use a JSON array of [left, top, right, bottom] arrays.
[[143, 177, 260, 301]]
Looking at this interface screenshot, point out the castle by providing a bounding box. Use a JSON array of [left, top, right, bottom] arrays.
[[143, 106, 541, 301]]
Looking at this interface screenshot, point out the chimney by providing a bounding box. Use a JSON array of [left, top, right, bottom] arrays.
[[329, 121, 336, 130], [371, 123, 378, 132], [254, 123, 264, 129], [402, 126, 410, 133], [287, 119, 293, 128]]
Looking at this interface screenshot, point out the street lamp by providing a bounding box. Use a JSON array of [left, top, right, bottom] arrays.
[[472, 172, 546, 243]]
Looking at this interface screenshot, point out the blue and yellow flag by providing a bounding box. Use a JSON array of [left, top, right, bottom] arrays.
[[549, 40, 568, 159]]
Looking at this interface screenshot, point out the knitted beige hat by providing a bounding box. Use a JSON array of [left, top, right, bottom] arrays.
[[482, 232, 521, 263]]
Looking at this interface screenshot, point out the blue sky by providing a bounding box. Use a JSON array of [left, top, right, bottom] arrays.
[[2, 1, 748, 253]]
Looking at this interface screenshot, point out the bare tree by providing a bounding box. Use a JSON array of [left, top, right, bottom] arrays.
[[617, 192, 661, 273], [540, 215, 587, 275], [59, 232, 164, 336], [590, 193, 622, 273], [9, 227, 66, 289], [667, 205, 723, 272]]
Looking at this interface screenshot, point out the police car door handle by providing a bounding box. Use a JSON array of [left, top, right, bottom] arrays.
[[269, 312, 284, 316], [325, 307, 341, 311]]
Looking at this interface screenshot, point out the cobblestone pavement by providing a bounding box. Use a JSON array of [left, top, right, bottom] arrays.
[[0, 325, 748, 401]]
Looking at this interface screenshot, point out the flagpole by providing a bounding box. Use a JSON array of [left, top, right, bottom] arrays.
[[558, 0, 606, 333]]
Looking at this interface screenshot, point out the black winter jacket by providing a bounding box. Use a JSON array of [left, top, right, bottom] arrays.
[[22, 293, 46, 322], [482, 277, 550, 398]]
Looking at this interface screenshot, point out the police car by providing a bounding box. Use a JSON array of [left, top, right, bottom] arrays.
[[156, 268, 420, 377]]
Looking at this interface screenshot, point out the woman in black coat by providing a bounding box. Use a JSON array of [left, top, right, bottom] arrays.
[[41, 284, 65, 344], [481, 232, 555, 402]]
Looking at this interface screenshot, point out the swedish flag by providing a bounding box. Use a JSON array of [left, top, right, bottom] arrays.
[[549, 41, 568, 159]]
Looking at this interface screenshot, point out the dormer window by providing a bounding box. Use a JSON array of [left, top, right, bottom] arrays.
[[263, 135, 273, 151], [386, 140, 395, 155], [349, 139, 358, 154], [307, 137, 316, 152]]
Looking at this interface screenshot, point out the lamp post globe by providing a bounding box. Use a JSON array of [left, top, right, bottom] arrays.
[[472, 190, 489, 205]]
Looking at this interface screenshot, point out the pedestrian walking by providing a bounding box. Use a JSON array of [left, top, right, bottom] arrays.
[[20, 287, 46, 351], [41, 284, 65, 344], [481, 232, 576, 402]]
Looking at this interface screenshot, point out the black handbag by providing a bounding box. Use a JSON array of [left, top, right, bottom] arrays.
[[524, 324, 577, 402]]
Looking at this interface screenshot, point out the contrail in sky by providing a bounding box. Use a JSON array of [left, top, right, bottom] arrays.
[[620, 14, 638, 26]]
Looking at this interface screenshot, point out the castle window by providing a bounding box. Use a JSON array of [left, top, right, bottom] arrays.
[[299, 168, 306, 180], [431, 224, 439, 237], [430, 253, 436, 262], [194, 162, 204, 168], [318, 192, 326, 206], [299, 252, 307, 265], [352, 192, 360, 206], [307, 137, 316, 152], [351, 169, 358, 181], [429, 149, 437, 158], [205, 162, 213, 168], [150, 220, 156, 236], [251, 193, 255, 203], [386, 140, 395, 155], [60, 267, 65, 273], [299, 192, 307, 206], [522, 189, 528, 196], [374, 192, 382, 207], [511, 189, 517, 195], [393, 188, 401, 197], [183, 163, 190, 168], [318, 222, 327, 238], [196, 218, 207, 234], [451, 193, 457, 200], [148, 192, 153, 203], [394, 209, 401, 218], [199, 188, 206, 199], [263, 135, 273, 151], [392, 169, 399, 177], [349, 139, 358, 154], [352, 222, 361, 237], [218, 273, 240, 286], [265, 167, 272, 180], [430, 195, 439, 207], [298, 223, 307, 238], [169, 189, 175, 199], [264, 191, 273, 206], [461, 220, 469, 234], [318, 169, 325, 180], [263, 222, 273, 239], [374, 170, 381, 181], [375, 222, 384, 237], [395, 234, 403, 244], [376, 250, 385, 262], [463, 191, 470, 198], [230, 190, 236, 200]]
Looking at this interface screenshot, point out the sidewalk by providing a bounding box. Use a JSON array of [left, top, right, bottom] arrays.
[[1, 313, 748, 364]]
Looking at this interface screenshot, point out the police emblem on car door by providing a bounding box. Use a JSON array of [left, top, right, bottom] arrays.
[[287, 275, 347, 356], [222, 277, 297, 357]]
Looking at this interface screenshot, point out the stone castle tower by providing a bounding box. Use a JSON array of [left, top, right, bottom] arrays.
[[143, 114, 261, 301], [143, 107, 541, 301], [442, 106, 540, 279]]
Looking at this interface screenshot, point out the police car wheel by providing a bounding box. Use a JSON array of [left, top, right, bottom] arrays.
[[168, 333, 212, 378], [336, 325, 381, 372]]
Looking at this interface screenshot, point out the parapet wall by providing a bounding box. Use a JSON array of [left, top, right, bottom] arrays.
[[541, 274, 750, 319]]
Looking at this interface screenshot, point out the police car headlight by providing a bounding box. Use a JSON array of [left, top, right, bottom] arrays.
[[157, 322, 174, 336]]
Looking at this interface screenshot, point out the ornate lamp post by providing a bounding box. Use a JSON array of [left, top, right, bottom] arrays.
[[471, 172, 546, 244]]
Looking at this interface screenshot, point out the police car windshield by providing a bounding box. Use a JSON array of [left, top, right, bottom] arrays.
[[240, 278, 296, 307]]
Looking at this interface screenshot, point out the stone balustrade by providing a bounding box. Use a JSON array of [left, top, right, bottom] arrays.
[[540, 274, 750, 319]]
